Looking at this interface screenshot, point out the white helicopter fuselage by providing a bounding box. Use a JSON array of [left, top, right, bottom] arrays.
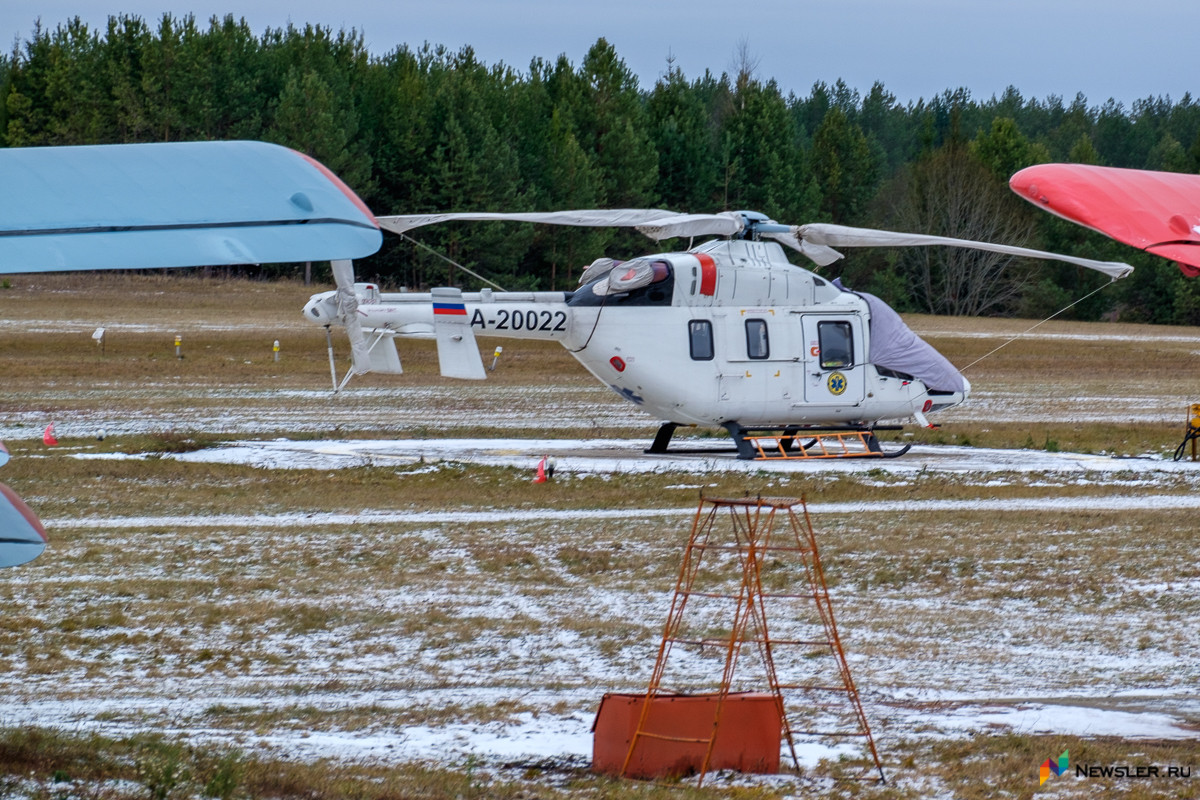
[[303, 237, 969, 434]]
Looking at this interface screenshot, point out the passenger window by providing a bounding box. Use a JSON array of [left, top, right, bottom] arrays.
[[817, 321, 853, 369], [745, 319, 769, 359], [689, 320, 714, 360]]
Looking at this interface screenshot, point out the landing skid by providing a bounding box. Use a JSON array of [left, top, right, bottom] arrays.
[[644, 422, 739, 455]]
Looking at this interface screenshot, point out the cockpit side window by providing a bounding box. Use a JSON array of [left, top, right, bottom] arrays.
[[689, 319, 714, 360], [817, 320, 853, 369]]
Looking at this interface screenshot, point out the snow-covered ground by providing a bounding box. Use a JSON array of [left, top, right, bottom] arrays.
[[164, 435, 1200, 476], [3, 434, 1197, 775], [3, 307, 1200, 782]]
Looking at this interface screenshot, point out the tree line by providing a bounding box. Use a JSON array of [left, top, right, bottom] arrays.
[[5, 14, 1200, 323]]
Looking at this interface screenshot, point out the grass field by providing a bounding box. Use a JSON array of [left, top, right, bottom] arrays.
[[1, 273, 1199, 799]]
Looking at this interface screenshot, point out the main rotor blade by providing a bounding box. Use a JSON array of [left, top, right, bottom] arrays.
[[633, 212, 744, 240], [760, 230, 844, 267], [377, 210, 743, 241], [794, 223, 1134, 280]]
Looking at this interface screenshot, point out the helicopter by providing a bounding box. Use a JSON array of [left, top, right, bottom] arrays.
[[302, 209, 1132, 459]]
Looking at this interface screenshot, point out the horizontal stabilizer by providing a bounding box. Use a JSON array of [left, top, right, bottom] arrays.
[[0, 483, 48, 569], [431, 288, 486, 380], [366, 331, 404, 375], [0, 141, 381, 272]]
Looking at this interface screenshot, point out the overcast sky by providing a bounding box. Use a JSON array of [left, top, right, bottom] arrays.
[[4, 1, 1198, 109]]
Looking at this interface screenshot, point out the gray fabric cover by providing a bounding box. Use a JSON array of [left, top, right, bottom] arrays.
[[835, 280, 965, 393]]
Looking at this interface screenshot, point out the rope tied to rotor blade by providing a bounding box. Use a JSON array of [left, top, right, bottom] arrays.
[[959, 279, 1117, 373], [398, 232, 507, 292]]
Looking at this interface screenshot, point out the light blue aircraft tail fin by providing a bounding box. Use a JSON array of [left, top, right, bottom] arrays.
[[0, 140, 381, 272]]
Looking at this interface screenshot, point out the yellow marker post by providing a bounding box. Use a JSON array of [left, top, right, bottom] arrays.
[[1190, 404, 1200, 461], [174, 334, 182, 359], [273, 340, 281, 362]]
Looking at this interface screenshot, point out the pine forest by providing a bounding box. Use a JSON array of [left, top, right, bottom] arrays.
[[5, 14, 1200, 323]]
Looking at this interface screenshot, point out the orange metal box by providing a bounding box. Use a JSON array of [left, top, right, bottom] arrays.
[[591, 692, 782, 779]]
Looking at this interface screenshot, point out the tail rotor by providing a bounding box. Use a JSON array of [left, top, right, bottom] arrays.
[[323, 259, 406, 392]]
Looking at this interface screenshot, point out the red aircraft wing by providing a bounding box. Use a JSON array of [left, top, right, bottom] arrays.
[[1010, 164, 1200, 276]]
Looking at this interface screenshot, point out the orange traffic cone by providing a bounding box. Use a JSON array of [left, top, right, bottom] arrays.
[[533, 456, 547, 483]]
